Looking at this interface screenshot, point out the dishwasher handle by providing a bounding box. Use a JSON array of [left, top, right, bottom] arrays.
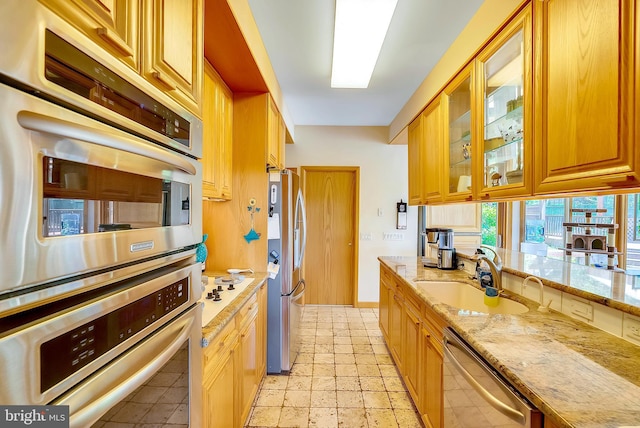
[[443, 335, 526, 425]]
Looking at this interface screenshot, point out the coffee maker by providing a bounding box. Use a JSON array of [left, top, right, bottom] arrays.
[[426, 228, 456, 270]]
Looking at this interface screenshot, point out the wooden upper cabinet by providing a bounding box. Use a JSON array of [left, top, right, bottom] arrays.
[[442, 63, 475, 202], [142, 0, 203, 115], [422, 96, 444, 203], [408, 114, 425, 205], [533, 0, 638, 194], [475, 3, 533, 200], [267, 96, 282, 169], [278, 116, 286, 170], [202, 61, 232, 201], [39, 0, 139, 70], [41, 0, 204, 115]]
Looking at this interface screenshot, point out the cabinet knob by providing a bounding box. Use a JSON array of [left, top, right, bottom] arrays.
[[465, 195, 474, 202]]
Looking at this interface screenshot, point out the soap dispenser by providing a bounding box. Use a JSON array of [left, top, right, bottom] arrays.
[[475, 249, 492, 288]]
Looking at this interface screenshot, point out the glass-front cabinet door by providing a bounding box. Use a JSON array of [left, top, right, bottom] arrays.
[[475, 4, 532, 199], [443, 63, 474, 202]]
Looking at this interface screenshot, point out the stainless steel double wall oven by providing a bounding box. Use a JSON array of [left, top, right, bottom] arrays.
[[0, 2, 203, 427]]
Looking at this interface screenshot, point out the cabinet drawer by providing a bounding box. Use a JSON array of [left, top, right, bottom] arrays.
[[236, 293, 258, 330], [404, 286, 424, 314], [423, 304, 446, 344], [203, 319, 237, 371], [380, 265, 395, 286]]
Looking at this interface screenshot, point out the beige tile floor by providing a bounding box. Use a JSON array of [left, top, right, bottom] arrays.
[[245, 306, 423, 428]]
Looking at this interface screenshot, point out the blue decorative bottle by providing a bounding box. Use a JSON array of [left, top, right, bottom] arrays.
[[196, 234, 208, 271]]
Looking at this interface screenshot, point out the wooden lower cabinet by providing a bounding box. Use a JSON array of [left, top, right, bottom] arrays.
[[421, 326, 443, 428], [379, 277, 390, 340], [389, 292, 404, 369], [239, 309, 259, 425], [379, 263, 444, 428], [257, 284, 267, 378], [203, 342, 238, 428], [402, 303, 422, 407], [202, 285, 266, 427]]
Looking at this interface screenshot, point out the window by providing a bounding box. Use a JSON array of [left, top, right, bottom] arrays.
[[520, 195, 619, 268], [625, 194, 640, 272], [481, 202, 498, 246], [521, 198, 565, 257]]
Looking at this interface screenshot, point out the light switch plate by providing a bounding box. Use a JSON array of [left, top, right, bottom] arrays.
[[383, 233, 404, 241]]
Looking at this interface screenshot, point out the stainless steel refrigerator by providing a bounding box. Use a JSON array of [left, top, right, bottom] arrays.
[[267, 170, 307, 373]]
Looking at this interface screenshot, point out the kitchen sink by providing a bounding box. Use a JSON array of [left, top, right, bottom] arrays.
[[414, 281, 529, 315]]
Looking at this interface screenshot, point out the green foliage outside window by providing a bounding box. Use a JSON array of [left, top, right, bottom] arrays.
[[482, 203, 497, 246]]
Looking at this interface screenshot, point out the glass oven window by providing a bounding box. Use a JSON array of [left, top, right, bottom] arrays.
[[43, 157, 190, 237], [92, 341, 190, 427]]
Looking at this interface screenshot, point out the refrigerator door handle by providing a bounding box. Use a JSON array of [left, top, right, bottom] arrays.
[[283, 279, 305, 297], [295, 189, 307, 268]]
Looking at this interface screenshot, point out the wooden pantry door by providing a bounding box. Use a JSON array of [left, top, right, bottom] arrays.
[[301, 167, 359, 305]]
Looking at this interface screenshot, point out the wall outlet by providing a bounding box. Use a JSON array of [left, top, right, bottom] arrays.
[[623, 314, 640, 346], [564, 296, 594, 322], [383, 232, 404, 241], [360, 232, 373, 241]]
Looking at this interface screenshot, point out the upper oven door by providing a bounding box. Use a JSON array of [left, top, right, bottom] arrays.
[[0, 1, 201, 158], [0, 82, 203, 295]]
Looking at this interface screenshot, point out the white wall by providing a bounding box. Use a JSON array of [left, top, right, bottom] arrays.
[[286, 126, 417, 304]]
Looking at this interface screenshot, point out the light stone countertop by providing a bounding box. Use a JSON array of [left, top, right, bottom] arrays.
[[201, 272, 268, 345], [379, 256, 640, 428]]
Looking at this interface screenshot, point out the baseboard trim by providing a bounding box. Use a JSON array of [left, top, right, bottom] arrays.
[[356, 301, 378, 308]]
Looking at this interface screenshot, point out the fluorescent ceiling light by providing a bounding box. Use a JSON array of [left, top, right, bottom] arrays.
[[331, 0, 398, 88]]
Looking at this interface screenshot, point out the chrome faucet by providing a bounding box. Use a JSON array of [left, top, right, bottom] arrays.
[[476, 245, 503, 293]]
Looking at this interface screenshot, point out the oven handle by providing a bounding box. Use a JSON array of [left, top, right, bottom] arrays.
[[17, 110, 196, 175], [443, 335, 526, 425], [53, 310, 196, 427]]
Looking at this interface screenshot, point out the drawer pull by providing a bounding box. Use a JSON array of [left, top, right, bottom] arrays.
[[152, 71, 177, 91], [96, 27, 134, 57], [601, 174, 638, 187]]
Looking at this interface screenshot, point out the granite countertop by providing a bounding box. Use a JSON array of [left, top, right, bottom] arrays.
[[454, 246, 640, 317], [201, 271, 268, 344], [379, 256, 640, 428]]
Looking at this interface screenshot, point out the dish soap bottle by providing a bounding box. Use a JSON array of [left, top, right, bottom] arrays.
[[484, 286, 499, 307]]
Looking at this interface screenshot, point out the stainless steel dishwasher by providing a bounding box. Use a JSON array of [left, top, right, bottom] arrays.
[[443, 328, 543, 427]]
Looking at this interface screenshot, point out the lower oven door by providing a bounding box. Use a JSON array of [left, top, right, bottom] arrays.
[[53, 304, 202, 428]]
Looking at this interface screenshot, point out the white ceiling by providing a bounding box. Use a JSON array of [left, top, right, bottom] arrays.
[[247, 0, 484, 127]]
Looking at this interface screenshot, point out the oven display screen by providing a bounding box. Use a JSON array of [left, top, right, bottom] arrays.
[[40, 278, 189, 393], [44, 30, 191, 149]]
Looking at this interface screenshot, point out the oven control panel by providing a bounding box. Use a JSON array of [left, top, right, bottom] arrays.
[[40, 278, 189, 393]]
